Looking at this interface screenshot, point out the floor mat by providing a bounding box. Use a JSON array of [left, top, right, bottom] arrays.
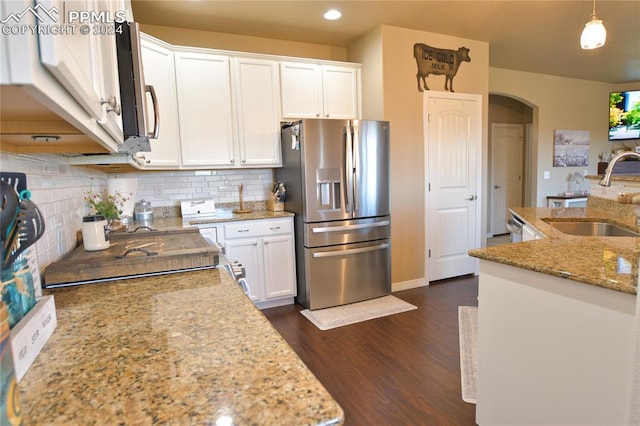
[[301, 295, 417, 331]]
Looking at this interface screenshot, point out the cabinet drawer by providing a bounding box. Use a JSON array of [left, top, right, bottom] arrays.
[[224, 219, 292, 239]]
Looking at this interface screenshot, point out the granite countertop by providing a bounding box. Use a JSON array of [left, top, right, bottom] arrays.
[[122, 208, 295, 232], [586, 174, 640, 182], [469, 200, 640, 295], [18, 269, 343, 425]]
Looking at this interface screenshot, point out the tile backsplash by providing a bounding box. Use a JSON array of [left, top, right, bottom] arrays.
[[1, 152, 276, 270], [112, 168, 275, 207]]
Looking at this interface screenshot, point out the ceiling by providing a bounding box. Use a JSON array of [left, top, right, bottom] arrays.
[[131, 1, 639, 85]]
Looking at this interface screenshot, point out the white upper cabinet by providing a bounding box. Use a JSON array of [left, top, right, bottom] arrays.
[[173, 51, 282, 169], [321, 65, 360, 119], [280, 61, 360, 120], [233, 57, 281, 167], [280, 62, 323, 119], [138, 35, 181, 168], [174, 49, 236, 167], [0, 0, 128, 153], [37, 0, 123, 142]]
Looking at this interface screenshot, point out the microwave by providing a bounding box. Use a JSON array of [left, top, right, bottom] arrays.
[[115, 22, 159, 154]]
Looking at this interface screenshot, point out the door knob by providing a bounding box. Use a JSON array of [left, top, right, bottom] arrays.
[[465, 195, 477, 201]]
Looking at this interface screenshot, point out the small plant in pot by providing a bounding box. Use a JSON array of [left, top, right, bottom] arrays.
[[84, 190, 131, 230]]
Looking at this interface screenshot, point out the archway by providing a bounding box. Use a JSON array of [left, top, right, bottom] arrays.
[[488, 94, 535, 236]]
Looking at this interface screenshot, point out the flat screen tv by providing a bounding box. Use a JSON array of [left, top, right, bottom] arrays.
[[609, 90, 640, 141]]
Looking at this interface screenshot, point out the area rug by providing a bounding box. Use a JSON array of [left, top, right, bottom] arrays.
[[300, 295, 417, 331], [458, 306, 478, 404]]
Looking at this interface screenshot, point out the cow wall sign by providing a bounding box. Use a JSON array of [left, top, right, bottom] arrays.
[[413, 43, 471, 92]]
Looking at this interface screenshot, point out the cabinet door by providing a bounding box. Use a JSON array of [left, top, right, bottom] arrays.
[[175, 50, 235, 167], [262, 234, 296, 299], [92, 0, 124, 142], [37, 0, 100, 120], [234, 58, 281, 166], [140, 36, 181, 168], [225, 238, 265, 302], [322, 65, 359, 119], [280, 62, 323, 119]]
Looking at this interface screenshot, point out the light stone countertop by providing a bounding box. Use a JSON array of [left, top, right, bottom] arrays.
[[469, 198, 639, 295], [121, 208, 295, 233], [18, 269, 343, 425]]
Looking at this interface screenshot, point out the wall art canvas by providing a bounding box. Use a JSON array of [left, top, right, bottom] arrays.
[[553, 130, 590, 167]]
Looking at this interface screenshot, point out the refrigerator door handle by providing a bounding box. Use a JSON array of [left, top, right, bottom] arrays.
[[311, 220, 390, 233], [352, 122, 360, 212], [344, 123, 355, 213], [312, 242, 390, 258]]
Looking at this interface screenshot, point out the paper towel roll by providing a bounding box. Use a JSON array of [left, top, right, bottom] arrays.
[[107, 178, 137, 217]]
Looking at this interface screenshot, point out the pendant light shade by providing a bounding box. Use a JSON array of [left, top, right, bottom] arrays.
[[580, 0, 606, 49]]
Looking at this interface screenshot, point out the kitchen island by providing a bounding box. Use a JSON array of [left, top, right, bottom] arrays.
[[18, 269, 343, 425], [469, 198, 638, 425]]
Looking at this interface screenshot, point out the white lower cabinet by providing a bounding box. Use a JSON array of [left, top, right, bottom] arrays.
[[222, 217, 296, 309]]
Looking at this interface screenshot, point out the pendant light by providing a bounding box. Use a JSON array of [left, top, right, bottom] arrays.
[[580, 0, 606, 49]]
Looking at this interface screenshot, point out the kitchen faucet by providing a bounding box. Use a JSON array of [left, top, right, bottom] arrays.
[[599, 151, 640, 186]]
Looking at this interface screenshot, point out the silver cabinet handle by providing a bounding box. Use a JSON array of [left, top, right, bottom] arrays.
[[145, 85, 160, 139], [264, 241, 269, 245], [465, 195, 477, 201], [252, 242, 258, 246], [100, 95, 121, 116], [494, 185, 501, 189], [269, 226, 281, 230]]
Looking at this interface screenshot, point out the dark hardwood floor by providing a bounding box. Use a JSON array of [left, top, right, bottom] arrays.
[[262, 275, 479, 426]]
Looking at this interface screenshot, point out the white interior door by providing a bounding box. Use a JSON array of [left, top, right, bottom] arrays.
[[424, 92, 482, 282], [490, 124, 523, 235]]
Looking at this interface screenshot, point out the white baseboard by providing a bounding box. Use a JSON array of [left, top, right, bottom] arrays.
[[392, 278, 428, 292]]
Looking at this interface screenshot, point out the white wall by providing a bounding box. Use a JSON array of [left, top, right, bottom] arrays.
[[489, 68, 638, 206]]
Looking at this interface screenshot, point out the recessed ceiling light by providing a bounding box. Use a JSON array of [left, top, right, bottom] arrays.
[[323, 9, 342, 20]]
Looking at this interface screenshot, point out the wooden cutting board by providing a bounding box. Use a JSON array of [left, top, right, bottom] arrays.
[[44, 228, 219, 286]]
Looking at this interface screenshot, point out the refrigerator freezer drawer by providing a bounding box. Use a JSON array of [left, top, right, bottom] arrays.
[[303, 239, 391, 310], [304, 216, 390, 247]]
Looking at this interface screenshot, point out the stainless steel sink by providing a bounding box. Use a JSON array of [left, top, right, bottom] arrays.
[[545, 220, 640, 237]]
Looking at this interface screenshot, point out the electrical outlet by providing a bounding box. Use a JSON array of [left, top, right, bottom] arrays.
[[543, 171, 550, 180]]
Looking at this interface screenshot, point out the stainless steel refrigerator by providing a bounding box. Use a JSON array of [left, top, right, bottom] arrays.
[[276, 119, 391, 310]]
